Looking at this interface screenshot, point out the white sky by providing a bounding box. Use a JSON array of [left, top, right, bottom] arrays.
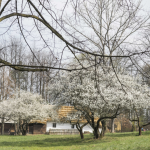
[[1, 0, 150, 62], [142, 0, 150, 11]]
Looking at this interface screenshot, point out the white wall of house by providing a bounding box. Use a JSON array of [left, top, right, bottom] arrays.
[[46, 122, 73, 132], [46, 122, 97, 133], [82, 124, 93, 133]]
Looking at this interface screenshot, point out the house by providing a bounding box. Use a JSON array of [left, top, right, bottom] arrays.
[[29, 105, 97, 135], [46, 106, 94, 134], [0, 106, 101, 135], [0, 121, 15, 135], [0, 120, 47, 135]]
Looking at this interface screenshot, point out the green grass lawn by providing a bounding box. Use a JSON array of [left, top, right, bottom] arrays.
[[0, 131, 150, 150]]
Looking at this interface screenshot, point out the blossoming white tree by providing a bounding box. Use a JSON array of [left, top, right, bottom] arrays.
[[0, 90, 53, 135], [0, 100, 12, 135], [48, 67, 150, 138]]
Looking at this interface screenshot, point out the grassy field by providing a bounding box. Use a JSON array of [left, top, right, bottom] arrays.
[[0, 131, 150, 150]]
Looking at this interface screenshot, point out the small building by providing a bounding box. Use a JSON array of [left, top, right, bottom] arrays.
[[0, 120, 47, 135], [0, 122, 15, 135], [28, 122, 46, 134], [46, 106, 94, 135]]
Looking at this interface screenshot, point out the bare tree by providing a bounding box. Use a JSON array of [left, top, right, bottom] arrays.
[[129, 108, 150, 136], [0, 0, 149, 72]]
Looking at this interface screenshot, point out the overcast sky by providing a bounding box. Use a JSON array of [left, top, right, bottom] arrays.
[[142, 0, 150, 11], [52, 0, 150, 12], [1, 0, 150, 57]]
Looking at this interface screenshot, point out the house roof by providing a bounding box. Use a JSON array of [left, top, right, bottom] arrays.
[[0, 119, 15, 124], [31, 105, 88, 124], [47, 105, 100, 124], [29, 105, 100, 124]]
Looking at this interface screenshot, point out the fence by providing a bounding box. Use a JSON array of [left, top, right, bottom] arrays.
[[48, 129, 79, 135]]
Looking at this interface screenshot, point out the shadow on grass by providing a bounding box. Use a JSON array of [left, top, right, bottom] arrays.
[[0, 131, 150, 148], [136, 147, 150, 150], [106, 132, 138, 138], [0, 135, 107, 147], [106, 131, 150, 138]]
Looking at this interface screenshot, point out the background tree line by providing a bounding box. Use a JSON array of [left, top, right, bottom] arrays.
[[0, 38, 58, 103]]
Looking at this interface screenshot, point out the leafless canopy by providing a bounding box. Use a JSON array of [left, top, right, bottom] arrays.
[[0, 0, 149, 73]]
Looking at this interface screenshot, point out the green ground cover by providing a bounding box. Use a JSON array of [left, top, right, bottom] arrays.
[[0, 131, 150, 150]]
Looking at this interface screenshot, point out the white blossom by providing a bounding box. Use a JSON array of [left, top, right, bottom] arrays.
[[48, 67, 150, 119]]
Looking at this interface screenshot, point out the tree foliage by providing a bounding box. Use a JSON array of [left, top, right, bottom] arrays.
[[0, 90, 53, 135], [48, 66, 150, 138]]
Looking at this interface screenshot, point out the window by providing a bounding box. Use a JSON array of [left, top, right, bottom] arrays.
[[71, 124, 74, 129], [53, 123, 56, 128]]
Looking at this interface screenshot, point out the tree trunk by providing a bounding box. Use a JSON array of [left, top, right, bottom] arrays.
[[101, 120, 106, 137], [139, 126, 142, 136], [76, 123, 84, 139], [79, 130, 84, 139], [39, 74, 42, 95], [17, 119, 22, 135], [14, 123, 17, 135], [21, 121, 28, 136], [94, 127, 100, 139], [22, 129, 27, 135], [76, 122, 88, 139], [95, 131, 99, 139], [42, 72, 45, 99], [111, 118, 114, 133], [1, 117, 4, 135], [30, 73, 33, 92]]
